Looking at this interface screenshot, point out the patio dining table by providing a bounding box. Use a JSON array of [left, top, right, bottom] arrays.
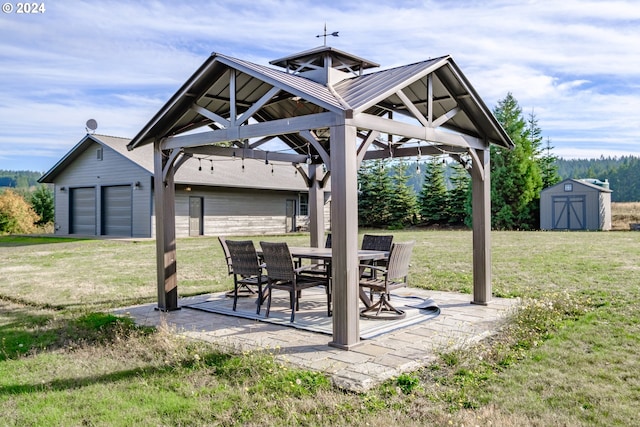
[[285, 246, 389, 308]]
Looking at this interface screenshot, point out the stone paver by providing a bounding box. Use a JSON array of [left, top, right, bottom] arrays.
[[113, 289, 518, 392]]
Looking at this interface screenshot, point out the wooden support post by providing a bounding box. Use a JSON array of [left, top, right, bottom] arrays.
[[470, 147, 491, 305], [329, 122, 361, 349], [154, 142, 179, 311], [307, 163, 325, 248]]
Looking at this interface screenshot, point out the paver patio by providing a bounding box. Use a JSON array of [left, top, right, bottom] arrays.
[[114, 289, 518, 392]]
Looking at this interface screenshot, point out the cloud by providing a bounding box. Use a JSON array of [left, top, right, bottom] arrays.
[[1, 0, 639, 171]]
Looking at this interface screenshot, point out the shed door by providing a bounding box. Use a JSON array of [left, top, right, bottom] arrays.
[[552, 195, 586, 230], [102, 185, 132, 236], [70, 187, 96, 235]]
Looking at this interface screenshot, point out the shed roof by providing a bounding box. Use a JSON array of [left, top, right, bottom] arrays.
[[542, 178, 613, 193]]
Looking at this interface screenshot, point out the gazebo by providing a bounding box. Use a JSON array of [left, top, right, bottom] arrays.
[[127, 45, 514, 350]]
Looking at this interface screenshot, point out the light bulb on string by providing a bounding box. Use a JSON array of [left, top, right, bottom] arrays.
[[198, 158, 202, 171], [210, 159, 214, 173]]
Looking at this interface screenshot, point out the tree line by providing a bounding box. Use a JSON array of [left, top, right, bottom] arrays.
[[359, 91, 640, 230], [359, 92, 563, 230], [556, 156, 640, 202]]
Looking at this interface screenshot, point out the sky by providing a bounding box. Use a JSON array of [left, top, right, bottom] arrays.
[[1, 0, 639, 172]]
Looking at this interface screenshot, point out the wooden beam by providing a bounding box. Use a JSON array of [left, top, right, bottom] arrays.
[[350, 113, 485, 150], [395, 89, 430, 127], [299, 129, 331, 168], [356, 130, 379, 168], [237, 86, 280, 125], [190, 105, 230, 128], [154, 142, 179, 311], [362, 144, 464, 160], [162, 112, 338, 150], [471, 147, 492, 305], [229, 70, 237, 126], [307, 163, 325, 249], [329, 122, 361, 350], [432, 106, 460, 128], [183, 145, 307, 164]]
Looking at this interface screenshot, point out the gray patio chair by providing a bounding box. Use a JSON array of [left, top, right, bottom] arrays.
[[358, 240, 415, 320], [225, 240, 268, 313], [260, 241, 331, 322]]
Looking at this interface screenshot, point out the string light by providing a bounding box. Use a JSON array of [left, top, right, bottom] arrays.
[[210, 159, 214, 173], [198, 158, 202, 171]]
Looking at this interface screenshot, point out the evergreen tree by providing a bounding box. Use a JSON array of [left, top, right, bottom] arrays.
[[388, 160, 419, 228], [30, 184, 54, 225], [491, 93, 543, 230], [357, 159, 393, 227], [539, 137, 561, 189], [447, 162, 471, 226], [418, 156, 448, 224]]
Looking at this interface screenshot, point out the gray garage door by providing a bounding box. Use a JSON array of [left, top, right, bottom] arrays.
[[102, 185, 132, 236], [552, 195, 586, 230], [70, 187, 96, 235]]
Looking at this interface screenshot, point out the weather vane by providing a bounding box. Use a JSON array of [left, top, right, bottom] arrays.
[[316, 23, 339, 46]]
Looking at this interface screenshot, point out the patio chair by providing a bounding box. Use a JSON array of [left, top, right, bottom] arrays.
[[360, 234, 394, 286], [358, 240, 415, 320], [299, 233, 333, 275], [260, 241, 331, 322], [218, 236, 233, 276], [225, 240, 268, 313], [361, 234, 393, 252]]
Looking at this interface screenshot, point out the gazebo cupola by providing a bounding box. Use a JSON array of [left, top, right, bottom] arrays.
[[270, 46, 380, 85]]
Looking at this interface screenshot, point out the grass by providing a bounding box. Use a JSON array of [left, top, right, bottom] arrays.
[[1, 221, 640, 425]]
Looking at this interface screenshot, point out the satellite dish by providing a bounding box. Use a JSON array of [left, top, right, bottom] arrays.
[[86, 119, 98, 133]]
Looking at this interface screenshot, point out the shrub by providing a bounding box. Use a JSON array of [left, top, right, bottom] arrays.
[[0, 189, 40, 234], [30, 184, 54, 225]]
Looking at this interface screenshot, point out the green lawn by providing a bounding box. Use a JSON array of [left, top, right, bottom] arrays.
[[1, 230, 639, 426]]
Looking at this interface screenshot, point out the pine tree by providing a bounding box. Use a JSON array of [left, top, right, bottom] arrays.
[[447, 162, 471, 226], [388, 160, 419, 228], [418, 156, 448, 224], [539, 137, 561, 189], [357, 159, 393, 227], [491, 93, 543, 230]]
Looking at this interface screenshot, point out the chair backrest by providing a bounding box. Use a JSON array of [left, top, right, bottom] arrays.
[[386, 241, 415, 282], [325, 233, 332, 248], [225, 240, 261, 277], [361, 234, 394, 252], [259, 241, 295, 281], [218, 236, 233, 275]]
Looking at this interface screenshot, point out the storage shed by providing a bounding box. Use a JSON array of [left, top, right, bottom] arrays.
[[540, 178, 612, 231]]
